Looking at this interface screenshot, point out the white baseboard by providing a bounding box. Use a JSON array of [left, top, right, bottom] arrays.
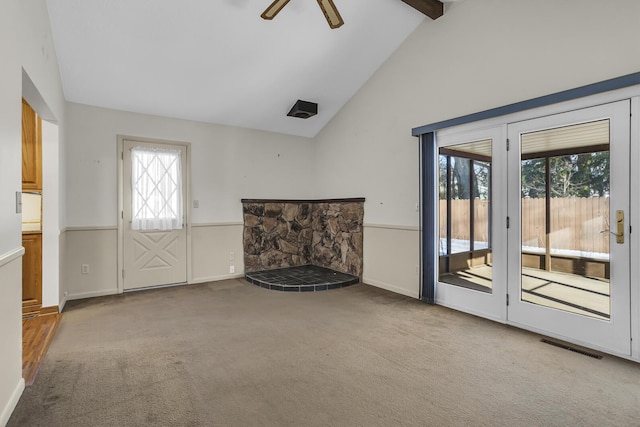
[[67, 276, 247, 299], [362, 277, 420, 299], [190, 273, 246, 285], [0, 378, 25, 427], [66, 288, 118, 301]]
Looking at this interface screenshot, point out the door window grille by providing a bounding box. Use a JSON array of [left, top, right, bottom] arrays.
[[131, 146, 183, 231]]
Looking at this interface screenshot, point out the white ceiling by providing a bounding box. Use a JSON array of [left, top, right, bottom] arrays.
[[45, 0, 451, 137]]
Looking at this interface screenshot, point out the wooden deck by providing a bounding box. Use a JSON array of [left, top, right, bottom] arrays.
[[440, 265, 610, 320]]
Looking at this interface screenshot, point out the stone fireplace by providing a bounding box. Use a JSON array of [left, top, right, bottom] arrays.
[[242, 198, 364, 277]]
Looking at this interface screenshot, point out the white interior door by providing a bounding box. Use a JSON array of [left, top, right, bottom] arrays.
[[507, 101, 631, 356], [435, 126, 508, 322], [123, 140, 187, 290]]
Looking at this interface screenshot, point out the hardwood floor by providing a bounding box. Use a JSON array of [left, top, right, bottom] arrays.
[[23, 313, 61, 385]]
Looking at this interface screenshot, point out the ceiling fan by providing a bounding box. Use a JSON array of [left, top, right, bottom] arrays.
[[261, 0, 344, 29]]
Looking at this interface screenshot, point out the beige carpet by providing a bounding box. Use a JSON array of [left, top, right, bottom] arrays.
[[8, 279, 640, 426]]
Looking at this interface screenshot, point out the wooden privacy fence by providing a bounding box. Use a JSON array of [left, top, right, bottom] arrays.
[[439, 197, 610, 254]]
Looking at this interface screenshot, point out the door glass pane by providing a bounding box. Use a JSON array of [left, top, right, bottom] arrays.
[[439, 140, 493, 293], [520, 120, 610, 319], [131, 146, 184, 231]]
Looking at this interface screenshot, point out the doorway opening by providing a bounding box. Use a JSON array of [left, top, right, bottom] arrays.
[[21, 69, 63, 384]]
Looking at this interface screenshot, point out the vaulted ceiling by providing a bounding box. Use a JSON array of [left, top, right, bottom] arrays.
[[46, 0, 456, 137]]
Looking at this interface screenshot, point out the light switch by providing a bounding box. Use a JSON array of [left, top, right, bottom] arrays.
[[16, 192, 22, 214], [193, 200, 199, 208]]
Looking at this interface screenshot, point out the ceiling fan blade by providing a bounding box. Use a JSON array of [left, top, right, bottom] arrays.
[[317, 0, 344, 29], [261, 0, 291, 20]]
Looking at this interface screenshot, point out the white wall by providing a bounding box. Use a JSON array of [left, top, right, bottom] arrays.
[[66, 103, 315, 227], [313, 0, 640, 298], [191, 224, 245, 284], [0, 255, 24, 427], [0, 5, 25, 258], [64, 103, 315, 298], [363, 225, 420, 299], [64, 229, 118, 300], [0, 0, 66, 424]]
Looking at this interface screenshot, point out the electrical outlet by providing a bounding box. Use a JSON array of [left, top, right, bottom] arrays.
[[229, 265, 235, 274], [81, 264, 90, 275], [415, 203, 420, 212], [415, 265, 419, 275], [229, 251, 235, 261]]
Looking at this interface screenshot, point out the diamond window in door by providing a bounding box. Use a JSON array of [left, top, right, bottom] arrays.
[[131, 147, 183, 231]]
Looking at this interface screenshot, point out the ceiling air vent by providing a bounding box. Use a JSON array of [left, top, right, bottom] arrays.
[[287, 100, 318, 119]]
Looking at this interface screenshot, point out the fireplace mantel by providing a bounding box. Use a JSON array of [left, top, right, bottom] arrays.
[[241, 198, 365, 204]]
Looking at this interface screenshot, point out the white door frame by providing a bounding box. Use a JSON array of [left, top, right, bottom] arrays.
[[506, 101, 631, 357], [434, 88, 640, 362], [630, 96, 640, 360], [117, 135, 192, 293]]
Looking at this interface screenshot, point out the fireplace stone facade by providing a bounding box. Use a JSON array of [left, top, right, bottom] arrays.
[[242, 198, 364, 277]]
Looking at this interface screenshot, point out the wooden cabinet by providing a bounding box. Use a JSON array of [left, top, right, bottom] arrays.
[[22, 233, 43, 317], [22, 99, 42, 191], [22, 99, 43, 318]]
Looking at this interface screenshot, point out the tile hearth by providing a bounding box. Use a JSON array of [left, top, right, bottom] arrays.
[[245, 265, 359, 292]]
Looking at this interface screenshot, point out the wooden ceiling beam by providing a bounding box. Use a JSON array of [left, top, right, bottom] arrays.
[[401, 0, 444, 20]]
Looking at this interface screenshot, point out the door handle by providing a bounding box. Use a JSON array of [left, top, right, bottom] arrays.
[[601, 210, 624, 244], [615, 210, 624, 244]]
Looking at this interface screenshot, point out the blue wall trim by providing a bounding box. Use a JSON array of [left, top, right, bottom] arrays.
[[412, 72, 640, 136]]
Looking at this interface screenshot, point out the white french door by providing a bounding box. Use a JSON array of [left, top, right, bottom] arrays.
[[122, 139, 188, 290], [435, 126, 508, 322], [434, 100, 632, 357], [507, 101, 631, 356]]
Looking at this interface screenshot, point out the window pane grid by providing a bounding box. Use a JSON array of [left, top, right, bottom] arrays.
[[131, 147, 183, 231]]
